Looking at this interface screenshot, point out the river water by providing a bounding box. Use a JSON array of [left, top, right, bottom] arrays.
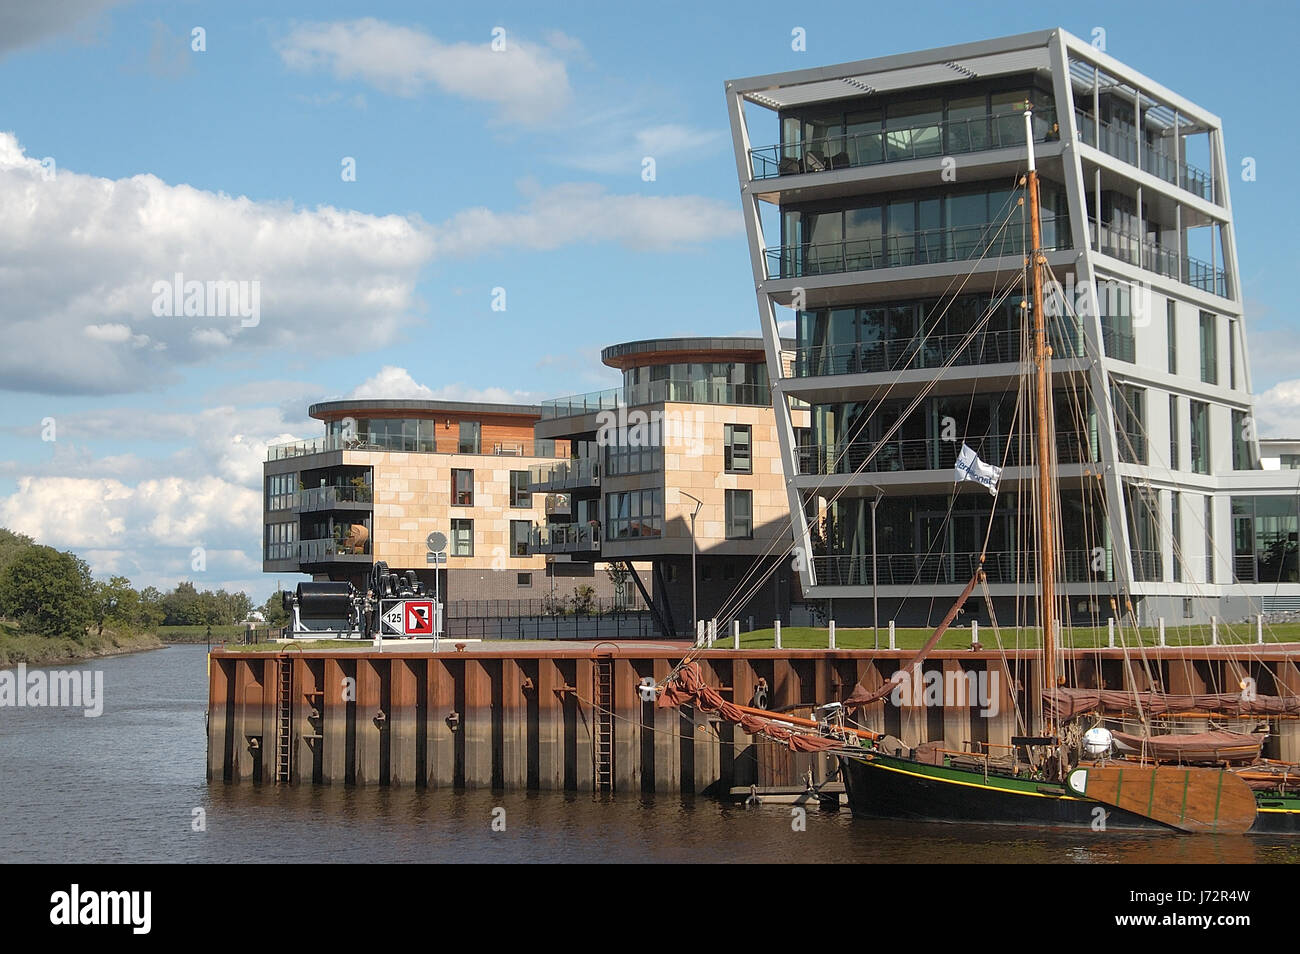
[[1, 645, 1297, 864]]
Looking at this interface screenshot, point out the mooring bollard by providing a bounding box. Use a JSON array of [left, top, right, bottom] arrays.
[[1108, 617, 1115, 648], [696, 620, 705, 647], [829, 619, 836, 650], [971, 620, 979, 647], [732, 619, 740, 650], [888, 620, 896, 651], [774, 620, 782, 650], [1211, 615, 1218, 645], [1158, 617, 1166, 647], [1258, 614, 1264, 644], [708, 618, 716, 647]]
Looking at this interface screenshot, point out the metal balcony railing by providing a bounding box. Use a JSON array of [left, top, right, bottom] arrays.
[[298, 538, 371, 562], [528, 523, 601, 552], [1100, 324, 1136, 362], [749, 108, 1059, 179], [1088, 218, 1227, 297], [764, 217, 1070, 281], [295, 485, 373, 510], [267, 434, 552, 461], [528, 458, 600, 490], [541, 380, 769, 420], [796, 431, 1095, 476], [811, 548, 1109, 586], [1073, 110, 1212, 202]]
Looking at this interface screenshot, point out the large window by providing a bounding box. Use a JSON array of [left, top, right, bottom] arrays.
[[1113, 384, 1146, 464], [509, 471, 531, 508], [724, 424, 752, 473], [726, 490, 754, 540], [605, 490, 663, 540], [1166, 301, 1178, 374], [265, 522, 297, 561], [1124, 484, 1161, 582], [510, 520, 530, 557], [1228, 319, 1238, 389], [1171, 491, 1182, 582], [1199, 311, 1218, 385], [451, 518, 473, 557], [605, 440, 663, 477], [1232, 496, 1299, 583], [1189, 401, 1210, 474], [451, 468, 474, 506], [266, 473, 296, 511], [459, 420, 480, 454], [1168, 395, 1180, 470]]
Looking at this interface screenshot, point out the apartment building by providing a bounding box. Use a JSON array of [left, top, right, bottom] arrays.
[[529, 337, 804, 636], [263, 399, 621, 603], [726, 28, 1300, 626]]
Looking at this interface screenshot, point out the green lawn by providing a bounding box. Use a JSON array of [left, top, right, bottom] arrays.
[[718, 621, 1300, 651], [156, 624, 251, 643]]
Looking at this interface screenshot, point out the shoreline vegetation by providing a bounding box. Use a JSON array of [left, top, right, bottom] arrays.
[[0, 621, 165, 669]]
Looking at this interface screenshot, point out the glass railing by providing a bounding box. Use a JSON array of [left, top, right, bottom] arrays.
[[268, 434, 551, 461], [298, 538, 371, 562], [1116, 431, 1148, 465], [797, 430, 1095, 476], [791, 324, 1085, 378], [1100, 323, 1135, 362], [765, 217, 1070, 280], [541, 380, 769, 419], [1088, 219, 1227, 297], [295, 485, 373, 510], [528, 523, 601, 552], [528, 458, 600, 489], [811, 548, 1108, 586], [750, 108, 1058, 179], [1129, 548, 1163, 582], [1074, 110, 1212, 202]]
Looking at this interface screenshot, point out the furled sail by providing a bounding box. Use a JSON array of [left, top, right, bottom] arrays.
[[1110, 730, 1264, 764], [1043, 686, 1300, 719]]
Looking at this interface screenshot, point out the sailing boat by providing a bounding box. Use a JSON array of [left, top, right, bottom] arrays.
[[831, 107, 1300, 835]]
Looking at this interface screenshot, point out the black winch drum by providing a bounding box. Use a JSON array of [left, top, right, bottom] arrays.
[[296, 582, 354, 619]]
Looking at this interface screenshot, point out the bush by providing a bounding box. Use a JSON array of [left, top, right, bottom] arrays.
[[0, 545, 94, 637]]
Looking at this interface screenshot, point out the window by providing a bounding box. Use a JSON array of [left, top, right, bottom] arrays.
[[1171, 491, 1182, 582], [1199, 311, 1218, 385], [451, 468, 474, 506], [1166, 301, 1177, 374], [665, 563, 679, 583], [1189, 401, 1210, 474], [605, 489, 663, 540], [510, 520, 530, 557], [726, 489, 754, 539], [509, 471, 531, 508], [458, 421, 480, 454], [451, 518, 473, 557], [724, 424, 752, 473], [1112, 384, 1146, 464], [1204, 497, 1215, 583], [1232, 409, 1256, 470], [534, 438, 556, 457], [266, 473, 296, 511], [1232, 496, 1299, 583], [1124, 484, 1161, 582], [1228, 319, 1238, 389], [1182, 598, 1193, 619], [517, 572, 532, 587], [1282, 454, 1300, 470], [265, 522, 297, 560], [1168, 395, 1180, 470]]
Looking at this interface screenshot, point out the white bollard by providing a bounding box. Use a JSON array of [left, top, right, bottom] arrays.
[[971, 620, 979, 647], [1258, 614, 1264, 644], [774, 620, 782, 650], [696, 619, 705, 647], [1158, 617, 1165, 647], [708, 618, 716, 647], [733, 619, 740, 650], [1211, 616, 1218, 645], [888, 620, 896, 651], [829, 619, 836, 650], [1108, 617, 1115, 649]]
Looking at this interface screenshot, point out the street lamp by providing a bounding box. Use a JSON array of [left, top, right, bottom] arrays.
[[680, 492, 704, 635]]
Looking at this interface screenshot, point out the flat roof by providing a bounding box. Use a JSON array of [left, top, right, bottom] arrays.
[[601, 336, 796, 368], [309, 398, 541, 420]]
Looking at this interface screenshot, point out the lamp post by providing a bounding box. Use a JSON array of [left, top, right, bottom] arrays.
[[680, 492, 704, 633]]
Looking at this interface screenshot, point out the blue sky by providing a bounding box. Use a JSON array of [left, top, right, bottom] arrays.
[[1, 0, 1297, 602]]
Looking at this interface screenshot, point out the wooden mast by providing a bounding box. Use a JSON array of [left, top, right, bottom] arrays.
[[1024, 108, 1059, 730]]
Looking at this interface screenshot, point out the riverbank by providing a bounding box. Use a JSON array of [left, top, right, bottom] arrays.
[[0, 621, 165, 669]]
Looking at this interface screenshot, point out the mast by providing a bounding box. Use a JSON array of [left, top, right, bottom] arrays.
[[1024, 107, 1059, 726]]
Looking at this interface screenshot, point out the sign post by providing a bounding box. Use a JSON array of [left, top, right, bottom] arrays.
[[426, 531, 447, 652]]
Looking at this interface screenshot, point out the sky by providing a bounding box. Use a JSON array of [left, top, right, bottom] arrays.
[[1, 0, 1298, 603]]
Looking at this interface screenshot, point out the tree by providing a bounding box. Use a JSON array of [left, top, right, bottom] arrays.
[[0, 545, 94, 637], [261, 590, 290, 627], [0, 528, 34, 580], [161, 581, 203, 625], [94, 575, 141, 635], [137, 586, 166, 628]]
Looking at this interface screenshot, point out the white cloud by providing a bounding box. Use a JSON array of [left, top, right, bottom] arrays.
[[277, 18, 572, 125], [1253, 379, 1300, 438], [345, 366, 542, 405], [0, 0, 120, 58]]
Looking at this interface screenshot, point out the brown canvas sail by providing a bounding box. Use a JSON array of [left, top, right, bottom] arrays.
[[1110, 729, 1263, 764], [1043, 686, 1300, 719]]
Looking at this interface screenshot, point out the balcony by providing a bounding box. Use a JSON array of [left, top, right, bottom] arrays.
[[1074, 110, 1212, 202], [298, 537, 371, 563], [791, 325, 1085, 378], [764, 218, 1070, 281], [811, 548, 1108, 586], [1089, 219, 1227, 297], [268, 434, 550, 461], [797, 431, 1095, 476], [529, 523, 601, 553], [541, 380, 769, 420], [749, 108, 1058, 180], [529, 457, 600, 491], [295, 485, 373, 511], [1100, 322, 1135, 362]]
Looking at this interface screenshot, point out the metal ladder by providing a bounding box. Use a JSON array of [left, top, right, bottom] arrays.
[[592, 656, 614, 791], [275, 658, 293, 784]]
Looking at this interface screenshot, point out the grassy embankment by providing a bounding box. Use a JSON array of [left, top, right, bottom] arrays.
[[0, 619, 164, 668]]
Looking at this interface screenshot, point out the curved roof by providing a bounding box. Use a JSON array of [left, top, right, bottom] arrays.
[[601, 336, 795, 369], [308, 398, 541, 421]]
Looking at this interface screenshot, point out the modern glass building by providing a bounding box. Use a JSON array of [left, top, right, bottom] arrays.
[[726, 28, 1300, 626]]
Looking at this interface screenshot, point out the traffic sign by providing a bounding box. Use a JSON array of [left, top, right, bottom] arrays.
[[380, 602, 406, 635], [405, 601, 434, 636], [426, 531, 447, 552]]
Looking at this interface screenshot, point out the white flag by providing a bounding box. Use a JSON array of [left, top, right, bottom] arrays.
[[954, 443, 1001, 495]]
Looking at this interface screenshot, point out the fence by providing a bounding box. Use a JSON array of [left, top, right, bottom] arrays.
[[443, 612, 657, 640]]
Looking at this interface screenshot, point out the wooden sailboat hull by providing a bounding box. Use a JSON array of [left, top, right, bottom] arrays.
[[838, 751, 1300, 834]]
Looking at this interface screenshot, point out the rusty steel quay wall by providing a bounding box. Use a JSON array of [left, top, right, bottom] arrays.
[[207, 646, 1300, 792]]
